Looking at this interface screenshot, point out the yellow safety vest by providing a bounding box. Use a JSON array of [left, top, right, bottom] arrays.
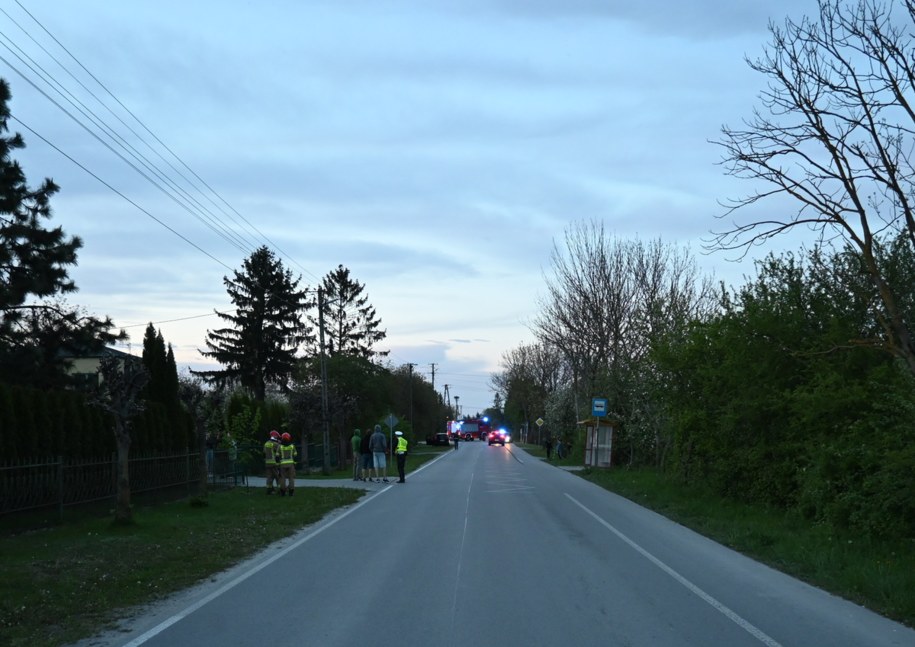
[[279, 443, 297, 465], [264, 440, 279, 464], [396, 437, 408, 454]]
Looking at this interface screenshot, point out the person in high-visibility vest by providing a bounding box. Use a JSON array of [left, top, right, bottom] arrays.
[[394, 430, 409, 483], [278, 432, 298, 496], [263, 430, 281, 494]]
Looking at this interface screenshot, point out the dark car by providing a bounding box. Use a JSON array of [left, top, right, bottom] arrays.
[[428, 432, 450, 446], [487, 429, 506, 446]]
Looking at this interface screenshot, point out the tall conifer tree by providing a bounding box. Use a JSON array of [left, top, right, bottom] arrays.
[[314, 264, 387, 360], [0, 79, 123, 387], [195, 246, 311, 401]]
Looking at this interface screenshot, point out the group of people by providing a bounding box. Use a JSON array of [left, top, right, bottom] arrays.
[[262, 424, 410, 495], [543, 436, 567, 460], [262, 430, 298, 496], [351, 425, 409, 484]]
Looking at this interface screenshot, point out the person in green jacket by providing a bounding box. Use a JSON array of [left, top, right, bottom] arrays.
[[351, 428, 362, 481], [278, 432, 298, 496]]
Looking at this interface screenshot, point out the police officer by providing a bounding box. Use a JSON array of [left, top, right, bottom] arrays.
[[394, 430, 409, 483], [278, 432, 298, 496], [263, 430, 281, 494]]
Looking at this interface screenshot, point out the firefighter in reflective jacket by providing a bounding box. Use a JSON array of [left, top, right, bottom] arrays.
[[394, 431, 409, 483], [263, 430, 281, 495], [278, 432, 298, 496]]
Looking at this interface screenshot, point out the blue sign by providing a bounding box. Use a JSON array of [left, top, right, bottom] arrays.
[[592, 398, 608, 417]]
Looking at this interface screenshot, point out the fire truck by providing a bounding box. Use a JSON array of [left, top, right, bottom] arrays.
[[447, 417, 491, 441]]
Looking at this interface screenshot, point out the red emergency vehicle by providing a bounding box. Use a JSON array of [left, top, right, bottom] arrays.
[[447, 417, 491, 441]]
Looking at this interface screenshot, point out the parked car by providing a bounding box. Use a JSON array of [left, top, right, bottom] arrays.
[[427, 432, 450, 446]]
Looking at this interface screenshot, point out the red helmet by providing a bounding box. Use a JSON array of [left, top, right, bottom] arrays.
[[281, 432, 292, 443], [269, 430, 280, 441]]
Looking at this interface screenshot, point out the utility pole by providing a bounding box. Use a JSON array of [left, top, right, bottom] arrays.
[[318, 287, 331, 475], [454, 395, 460, 419], [430, 362, 436, 391], [407, 363, 416, 428]]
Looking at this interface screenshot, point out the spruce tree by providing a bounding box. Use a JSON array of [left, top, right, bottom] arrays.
[[314, 264, 387, 359], [195, 246, 311, 401]]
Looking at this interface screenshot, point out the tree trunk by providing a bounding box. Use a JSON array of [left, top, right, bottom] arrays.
[[114, 423, 132, 525]]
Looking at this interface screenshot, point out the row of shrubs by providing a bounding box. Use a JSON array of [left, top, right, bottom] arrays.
[[0, 381, 195, 461]]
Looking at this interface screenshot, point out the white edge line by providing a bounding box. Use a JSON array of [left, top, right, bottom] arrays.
[[122, 448, 453, 646], [122, 488, 384, 646], [565, 494, 784, 647]]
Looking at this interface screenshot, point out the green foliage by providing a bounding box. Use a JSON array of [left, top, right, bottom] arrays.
[[0, 79, 124, 390], [195, 246, 310, 402], [653, 243, 915, 538], [314, 265, 387, 360]]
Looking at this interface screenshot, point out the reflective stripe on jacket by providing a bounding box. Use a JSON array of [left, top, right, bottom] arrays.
[[264, 440, 279, 464], [279, 443, 297, 465], [396, 437, 408, 454]]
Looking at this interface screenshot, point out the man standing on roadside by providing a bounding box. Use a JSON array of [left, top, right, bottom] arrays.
[[360, 426, 373, 482], [370, 424, 389, 483], [351, 428, 362, 481], [394, 430, 409, 483]]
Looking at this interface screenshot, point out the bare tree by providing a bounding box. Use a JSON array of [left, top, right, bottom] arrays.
[[91, 356, 149, 525], [492, 342, 566, 443], [714, 0, 915, 374]]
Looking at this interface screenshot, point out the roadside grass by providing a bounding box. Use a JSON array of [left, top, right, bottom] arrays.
[[0, 486, 363, 647], [0, 446, 448, 647], [579, 466, 915, 628]]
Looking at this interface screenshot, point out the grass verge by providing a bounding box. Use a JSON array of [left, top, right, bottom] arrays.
[[0, 486, 363, 647], [0, 445, 448, 647], [579, 466, 915, 628]]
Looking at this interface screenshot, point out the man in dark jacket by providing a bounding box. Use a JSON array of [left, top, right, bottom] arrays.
[[359, 428, 373, 482]]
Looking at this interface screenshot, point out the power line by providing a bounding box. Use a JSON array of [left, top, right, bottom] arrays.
[[10, 114, 234, 270], [0, 3, 322, 283]]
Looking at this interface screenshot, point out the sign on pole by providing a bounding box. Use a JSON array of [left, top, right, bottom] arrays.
[[535, 417, 544, 427], [591, 398, 608, 418]]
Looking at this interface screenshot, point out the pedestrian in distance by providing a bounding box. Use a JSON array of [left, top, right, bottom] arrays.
[[544, 437, 553, 460], [555, 437, 565, 460], [360, 426, 373, 482], [278, 432, 298, 496], [370, 424, 389, 483], [263, 430, 281, 494], [351, 428, 362, 481], [394, 430, 409, 483], [453, 433, 460, 450]]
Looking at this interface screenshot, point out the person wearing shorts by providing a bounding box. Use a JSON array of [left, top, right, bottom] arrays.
[[369, 424, 389, 483]]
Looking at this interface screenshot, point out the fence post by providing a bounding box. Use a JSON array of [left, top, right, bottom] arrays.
[[57, 455, 64, 523]]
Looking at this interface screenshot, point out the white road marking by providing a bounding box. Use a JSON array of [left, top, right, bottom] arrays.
[[566, 494, 784, 647], [120, 453, 456, 646]]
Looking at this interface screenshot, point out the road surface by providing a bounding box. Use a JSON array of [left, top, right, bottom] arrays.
[[77, 443, 915, 647]]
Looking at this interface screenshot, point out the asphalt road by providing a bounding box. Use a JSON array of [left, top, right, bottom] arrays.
[[77, 443, 915, 647]]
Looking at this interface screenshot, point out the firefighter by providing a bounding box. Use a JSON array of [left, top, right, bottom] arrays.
[[278, 432, 298, 496], [394, 430, 409, 483], [263, 430, 281, 494]]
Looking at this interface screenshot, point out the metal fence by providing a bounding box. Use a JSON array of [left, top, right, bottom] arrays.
[[1, 442, 344, 522], [0, 451, 206, 520]]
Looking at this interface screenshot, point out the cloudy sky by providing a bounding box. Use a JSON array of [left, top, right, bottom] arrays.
[[1, 0, 819, 415]]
